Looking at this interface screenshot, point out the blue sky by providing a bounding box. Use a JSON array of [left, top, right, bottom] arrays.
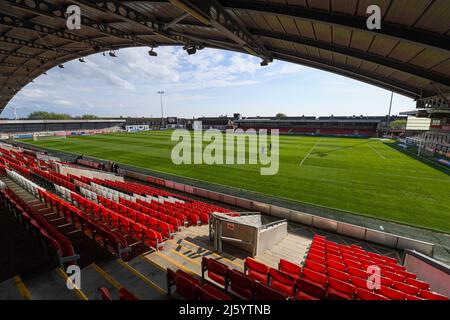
[[3, 46, 416, 119]]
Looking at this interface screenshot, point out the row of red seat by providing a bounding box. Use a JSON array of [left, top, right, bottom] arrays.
[[119, 197, 185, 230], [99, 178, 232, 224], [167, 268, 232, 300], [301, 235, 449, 300], [201, 256, 293, 300], [70, 192, 165, 250], [0, 187, 77, 266], [38, 188, 130, 258], [95, 195, 176, 240], [135, 198, 199, 226]]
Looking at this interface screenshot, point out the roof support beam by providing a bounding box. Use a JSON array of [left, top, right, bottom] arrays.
[[4, 0, 152, 47], [168, 0, 272, 63], [163, 13, 190, 31], [0, 12, 107, 50], [220, 0, 450, 53], [70, 0, 200, 47], [269, 47, 421, 98], [251, 29, 450, 87]]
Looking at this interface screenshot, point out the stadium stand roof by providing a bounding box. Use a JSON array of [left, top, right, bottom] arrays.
[[0, 0, 449, 112]]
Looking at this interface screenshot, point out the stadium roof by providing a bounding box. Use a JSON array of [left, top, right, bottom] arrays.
[[1, 0, 450, 112]]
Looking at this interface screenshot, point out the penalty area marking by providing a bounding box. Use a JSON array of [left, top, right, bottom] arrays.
[[368, 143, 386, 160], [299, 138, 322, 167]]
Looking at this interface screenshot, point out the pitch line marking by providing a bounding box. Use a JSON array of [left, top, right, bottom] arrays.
[[368, 143, 386, 159], [299, 138, 322, 167]]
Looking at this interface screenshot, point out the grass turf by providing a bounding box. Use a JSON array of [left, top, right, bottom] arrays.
[[23, 131, 450, 233]]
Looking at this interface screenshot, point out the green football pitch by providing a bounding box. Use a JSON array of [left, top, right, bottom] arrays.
[[23, 131, 450, 233]]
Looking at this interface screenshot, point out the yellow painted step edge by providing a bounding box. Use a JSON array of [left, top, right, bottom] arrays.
[[55, 268, 88, 300], [115, 259, 166, 294], [91, 263, 122, 290], [14, 275, 31, 300]]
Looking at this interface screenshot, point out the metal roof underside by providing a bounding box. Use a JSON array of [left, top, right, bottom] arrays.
[[0, 0, 449, 113]]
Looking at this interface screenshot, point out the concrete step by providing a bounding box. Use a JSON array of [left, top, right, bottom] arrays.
[[158, 247, 202, 275], [127, 255, 168, 292], [97, 259, 168, 300], [22, 269, 85, 300], [79, 263, 121, 300], [0, 276, 31, 300], [166, 238, 244, 271]]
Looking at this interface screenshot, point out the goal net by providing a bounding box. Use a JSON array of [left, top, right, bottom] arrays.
[[33, 131, 67, 142]]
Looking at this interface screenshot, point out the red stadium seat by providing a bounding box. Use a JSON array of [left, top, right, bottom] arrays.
[[99, 287, 113, 300], [269, 268, 297, 296], [254, 282, 288, 300], [278, 259, 302, 276], [379, 286, 406, 300], [308, 253, 326, 265], [196, 284, 232, 300], [303, 267, 327, 286], [404, 277, 430, 290], [327, 267, 351, 282], [245, 258, 269, 283], [228, 269, 254, 299], [119, 288, 139, 300], [350, 275, 369, 289], [355, 288, 389, 300], [202, 257, 228, 286], [347, 266, 367, 278], [327, 277, 356, 300], [392, 281, 420, 296], [295, 278, 327, 299], [418, 290, 449, 300], [327, 260, 346, 272], [305, 260, 327, 274]]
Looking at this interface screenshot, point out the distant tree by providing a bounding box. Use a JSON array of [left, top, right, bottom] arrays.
[[27, 111, 72, 120], [81, 114, 99, 120], [389, 119, 407, 129], [276, 113, 287, 118]]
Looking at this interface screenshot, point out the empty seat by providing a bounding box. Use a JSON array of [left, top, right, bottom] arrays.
[[278, 259, 302, 276], [167, 268, 200, 300], [327, 267, 350, 282], [327, 277, 356, 300], [197, 284, 232, 300], [228, 269, 254, 299], [202, 257, 229, 286], [254, 282, 288, 300], [304, 260, 326, 274], [404, 277, 430, 290], [269, 268, 297, 296], [378, 286, 406, 300], [347, 266, 367, 278], [245, 258, 269, 283], [327, 260, 346, 272], [295, 278, 326, 300], [308, 253, 326, 265], [355, 288, 389, 300], [418, 290, 449, 300], [392, 281, 420, 296], [303, 267, 327, 286]]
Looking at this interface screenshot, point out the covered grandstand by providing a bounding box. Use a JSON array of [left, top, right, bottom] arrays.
[[0, 0, 449, 304]]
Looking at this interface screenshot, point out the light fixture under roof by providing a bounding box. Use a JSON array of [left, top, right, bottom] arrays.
[[78, 57, 86, 63], [109, 50, 117, 57], [186, 46, 197, 55], [260, 60, 269, 66], [58, 64, 64, 68], [148, 48, 157, 57]]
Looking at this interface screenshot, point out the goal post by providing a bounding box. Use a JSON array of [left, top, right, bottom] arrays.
[[33, 131, 67, 142]]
